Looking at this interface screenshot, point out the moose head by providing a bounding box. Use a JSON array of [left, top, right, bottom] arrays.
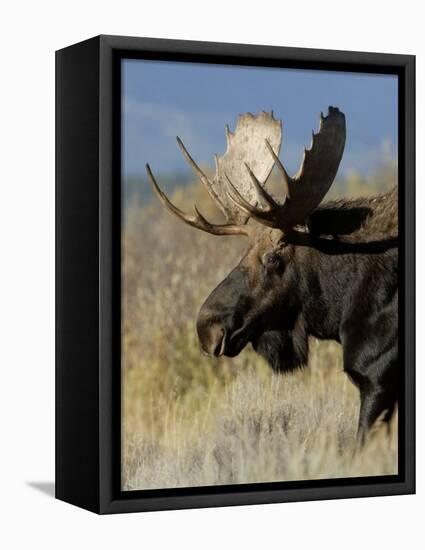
[[146, 107, 346, 359]]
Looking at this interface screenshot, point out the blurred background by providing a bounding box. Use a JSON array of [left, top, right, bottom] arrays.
[[121, 59, 398, 491]]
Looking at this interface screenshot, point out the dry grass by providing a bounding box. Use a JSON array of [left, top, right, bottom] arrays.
[[121, 166, 397, 491]]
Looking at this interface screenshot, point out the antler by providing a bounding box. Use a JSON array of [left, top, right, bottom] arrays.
[[145, 164, 253, 237], [146, 107, 345, 237], [145, 111, 282, 236], [225, 106, 346, 233]]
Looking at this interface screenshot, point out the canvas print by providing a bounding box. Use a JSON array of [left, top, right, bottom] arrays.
[[121, 60, 398, 491]]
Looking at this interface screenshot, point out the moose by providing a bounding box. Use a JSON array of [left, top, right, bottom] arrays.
[[146, 107, 398, 442]]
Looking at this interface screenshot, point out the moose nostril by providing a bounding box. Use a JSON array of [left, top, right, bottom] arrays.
[[197, 315, 229, 357], [212, 328, 226, 357], [212, 329, 225, 357]]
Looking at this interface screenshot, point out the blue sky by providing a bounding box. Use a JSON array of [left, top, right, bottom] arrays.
[[122, 59, 398, 179]]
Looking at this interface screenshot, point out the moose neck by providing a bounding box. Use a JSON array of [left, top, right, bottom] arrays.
[[288, 244, 344, 341], [280, 190, 397, 341], [288, 234, 396, 344]]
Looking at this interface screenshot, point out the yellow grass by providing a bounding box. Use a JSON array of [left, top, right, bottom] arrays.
[[121, 165, 397, 490]]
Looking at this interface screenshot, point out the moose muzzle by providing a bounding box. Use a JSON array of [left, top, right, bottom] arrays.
[[196, 266, 253, 358]]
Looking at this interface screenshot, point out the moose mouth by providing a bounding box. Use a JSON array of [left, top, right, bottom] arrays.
[[227, 324, 253, 356]]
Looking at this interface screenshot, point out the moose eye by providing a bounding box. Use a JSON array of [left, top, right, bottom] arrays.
[[264, 252, 281, 269]]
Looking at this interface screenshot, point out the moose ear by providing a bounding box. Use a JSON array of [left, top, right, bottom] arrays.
[[309, 203, 372, 236], [214, 111, 282, 224]]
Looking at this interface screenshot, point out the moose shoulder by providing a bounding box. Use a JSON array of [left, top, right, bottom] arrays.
[[146, 107, 398, 442]]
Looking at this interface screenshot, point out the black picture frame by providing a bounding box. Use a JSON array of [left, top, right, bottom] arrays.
[[56, 34, 415, 514]]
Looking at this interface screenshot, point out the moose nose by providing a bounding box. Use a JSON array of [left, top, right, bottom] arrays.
[[197, 319, 227, 357]]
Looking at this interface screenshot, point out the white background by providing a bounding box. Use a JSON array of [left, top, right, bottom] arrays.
[[0, 1, 422, 548]]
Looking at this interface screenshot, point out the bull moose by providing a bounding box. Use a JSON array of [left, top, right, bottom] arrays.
[[146, 107, 398, 442]]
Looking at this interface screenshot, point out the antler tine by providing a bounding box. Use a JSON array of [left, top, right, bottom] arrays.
[[145, 164, 252, 237], [225, 188, 282, 229], [176, 137, 211, 185], [176, 137, 225, 209], [265, 139, 292, 200], [224, 173, 266, 215], [224, 172, 282, 229], [244, 162, 278, 209]]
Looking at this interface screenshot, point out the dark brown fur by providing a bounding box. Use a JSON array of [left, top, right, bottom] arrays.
[[311, 187, 398, 241]]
